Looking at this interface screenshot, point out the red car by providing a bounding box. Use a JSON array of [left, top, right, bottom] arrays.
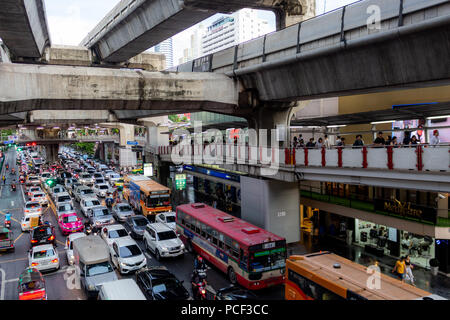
[[58, 213, 84, 236], [18, 268, 46, 300]]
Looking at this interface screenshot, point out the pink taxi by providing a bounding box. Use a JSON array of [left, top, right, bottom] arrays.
[[58, 213, 84, 236]]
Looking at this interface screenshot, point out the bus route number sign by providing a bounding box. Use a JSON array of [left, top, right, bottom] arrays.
[[175, 174, 186, 191], [263, 242, 275, 249]]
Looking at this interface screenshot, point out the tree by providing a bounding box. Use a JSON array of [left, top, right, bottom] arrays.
[[168, 115, 181, 123]]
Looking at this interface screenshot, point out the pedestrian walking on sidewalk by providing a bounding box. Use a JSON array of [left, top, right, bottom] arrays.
[[392, 256, 406, 282], [405, 255, 415, 286]]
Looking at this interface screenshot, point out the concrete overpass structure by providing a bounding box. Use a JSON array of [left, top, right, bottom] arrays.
[[80, 0, 315, 64], [0, 63, 239, 115], [0, 0, 50, 61], [173, 0, 450, 102]]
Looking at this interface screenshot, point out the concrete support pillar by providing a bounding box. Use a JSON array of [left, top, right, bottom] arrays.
[[273, 0, 316, 30], [157, 163, 171, 186], [240, 176, 300, 243], [245, 103, 297, 148], [45, 144, 59, 164]]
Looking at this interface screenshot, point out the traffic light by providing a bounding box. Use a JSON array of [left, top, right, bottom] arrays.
[[46, 179, 56, 188]]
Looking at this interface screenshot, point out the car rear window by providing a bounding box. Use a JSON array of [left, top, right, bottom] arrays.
[[58, 195, 71, 202], [33, 249, 55, 259], [109, 229, 128, 238], [93, 209, 109, 217], [34, 193, 45, 198], [58, 204, 73, 211], [26, 202, 40, 209], [33, 227, 52, 237], [118, 205, 132, 212], [99, 185, 108, 190], [86, 200, 101, 207]]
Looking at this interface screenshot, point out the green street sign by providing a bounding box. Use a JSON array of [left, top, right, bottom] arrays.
[[175, 174, 186, 191]]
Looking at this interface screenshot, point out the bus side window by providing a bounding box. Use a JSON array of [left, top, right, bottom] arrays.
[[219, 241, 224, 250], [200, 223, 206, 238], [212, 237, 218, 246]]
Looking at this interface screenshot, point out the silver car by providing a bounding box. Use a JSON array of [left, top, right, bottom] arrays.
[[93, 183, 110, 198], [88, 206, 115, 228], [112, 203, 135, 222]]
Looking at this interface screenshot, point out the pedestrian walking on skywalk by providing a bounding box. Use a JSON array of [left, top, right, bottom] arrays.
[[2, 175, 5, 185]]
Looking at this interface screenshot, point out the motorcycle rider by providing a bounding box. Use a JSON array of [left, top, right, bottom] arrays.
[[194, 255, 206, 270], [191, 268, 207, 300], [11, 179, 16, 191], [4, 211, 11, 228]]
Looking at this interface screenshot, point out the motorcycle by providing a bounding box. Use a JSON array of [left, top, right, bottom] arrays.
[[11, 184, 16, 192], [191, 268, 208, 300], [10, 169, 15, 175], [4, 218, 11, 229]]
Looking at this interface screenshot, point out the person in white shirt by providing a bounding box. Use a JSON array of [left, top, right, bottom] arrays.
[[430, 129, 440, 146], [323, 135, 332, 149]]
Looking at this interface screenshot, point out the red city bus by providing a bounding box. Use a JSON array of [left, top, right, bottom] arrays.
[[176, 203, 286, 290]]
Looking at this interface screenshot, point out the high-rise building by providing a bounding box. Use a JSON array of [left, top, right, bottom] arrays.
[[149, 38, 174, 68], [201, 9, 273, 56]]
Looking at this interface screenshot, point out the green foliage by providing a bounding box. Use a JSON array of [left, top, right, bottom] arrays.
[[71, 142, 95, 155], [168, 115, 181, 123]]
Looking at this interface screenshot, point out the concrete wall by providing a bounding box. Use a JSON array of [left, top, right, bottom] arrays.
[[241, 176, 300, 243]]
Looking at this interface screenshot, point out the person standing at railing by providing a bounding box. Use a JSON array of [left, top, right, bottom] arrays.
[[352, 135, 364, 148], [323, 134, 332, 149], [292, 137, 298, 149], [409, 135, 419, 146], [390, 136, 399, 147], [316, 138, 323, 148], [373, 131, 385, 146], [306, 138, 315, 148], [430, 129, 440, 146], [337, 137, 345, 147]]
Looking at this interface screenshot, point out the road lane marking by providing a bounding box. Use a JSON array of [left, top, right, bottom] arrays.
[[0, 257, 28, 264], [13, 232, 24, 244], [0, 267, 5, 300]]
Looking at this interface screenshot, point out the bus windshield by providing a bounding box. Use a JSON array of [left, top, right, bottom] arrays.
[[249, 247, 286, 272], [147, 194, 170, 208]]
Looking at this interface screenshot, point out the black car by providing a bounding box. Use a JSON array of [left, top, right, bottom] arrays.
[[125, 216, 149, 239], [135, 267, 190, 300], [30, 224, 56, 247], [214, 285, 258, 300]]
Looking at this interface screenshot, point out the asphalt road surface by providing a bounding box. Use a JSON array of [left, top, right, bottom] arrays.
[[0, 148, 284, 300]]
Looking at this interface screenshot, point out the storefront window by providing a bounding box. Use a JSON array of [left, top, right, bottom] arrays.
[[400, 231, 435, 268]]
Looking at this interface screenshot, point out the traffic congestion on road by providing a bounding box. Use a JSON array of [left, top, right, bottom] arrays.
[[0, 145, 283, 300]]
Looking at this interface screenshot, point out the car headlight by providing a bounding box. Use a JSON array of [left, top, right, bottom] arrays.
[[160, 247, 168, 252], [109, 219, 114, 223], [95, 221, 100, 225], [88, 284, 95, 291], [120, 262, 127, 267], [180, 243, 185, 250]]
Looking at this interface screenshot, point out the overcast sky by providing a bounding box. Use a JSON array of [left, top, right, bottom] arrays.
[[44, 0, 358, 64]]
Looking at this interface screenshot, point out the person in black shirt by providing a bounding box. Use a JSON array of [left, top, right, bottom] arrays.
[[353, 135, 364, 148], [373, 131, 385, 146], [306, 138, 316, 148]]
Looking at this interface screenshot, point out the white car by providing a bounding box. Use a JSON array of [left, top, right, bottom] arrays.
[[29, 191, 48, 206], [143, 223, 184, 261], [27, 186, 42, 197], [80, 197, 102, 217], [108, 173, 121, 184], [55, 192, 73, 207], [40, 172, 52, 184], [100, 224, 132, 247], [23, 201, 42, 215], [28, 244, 60, 272], [65, 232, 86, 265], [93, 183, 110, 198], [79, 173, 94, 186], [109, 238, 147, 275], [155, 212, 177, 231], [51, 185, 66, 201]]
